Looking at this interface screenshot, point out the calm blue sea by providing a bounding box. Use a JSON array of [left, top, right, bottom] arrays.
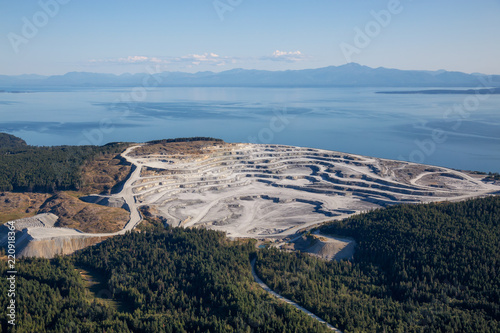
[[0, 87, 499, 173]]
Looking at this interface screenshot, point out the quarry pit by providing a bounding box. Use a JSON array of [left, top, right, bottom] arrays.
[[3, 140, 500, 258]]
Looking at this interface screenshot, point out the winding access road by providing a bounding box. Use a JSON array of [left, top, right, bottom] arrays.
[[22, 145, 145, 241], [250, 258, 342, 332]]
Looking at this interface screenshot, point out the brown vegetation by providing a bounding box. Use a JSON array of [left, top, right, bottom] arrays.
[[131, 140, 228, 157], [0, 192, 51, 223], [80, 153, 132, 195], [38, 192, 128, 233]]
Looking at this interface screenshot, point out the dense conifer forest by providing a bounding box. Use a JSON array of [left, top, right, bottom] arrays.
[[0, 134, 27, 149], [0, 142, 129, 193], [0, 223, 330, 332], [256, 197, 500, 332]]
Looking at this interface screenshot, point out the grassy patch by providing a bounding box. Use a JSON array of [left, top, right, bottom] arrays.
[[75, 265, 132, 312]]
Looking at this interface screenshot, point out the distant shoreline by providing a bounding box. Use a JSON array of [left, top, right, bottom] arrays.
[[377, 87, 500, 95]]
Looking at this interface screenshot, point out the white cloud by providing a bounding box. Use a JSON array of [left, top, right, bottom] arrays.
[[121, 56, 163, 63], [173, 53, 229, 66], [88, 51, 308, 69], [89, 56, 165, 64], [262, 50, 307, 62], [89, 53, 232, 67]]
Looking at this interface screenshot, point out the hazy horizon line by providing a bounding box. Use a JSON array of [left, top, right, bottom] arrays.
[[3, 63, 499, 77]]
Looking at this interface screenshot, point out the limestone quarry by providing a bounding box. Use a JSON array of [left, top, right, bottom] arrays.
[[3, 141, 500, 258]]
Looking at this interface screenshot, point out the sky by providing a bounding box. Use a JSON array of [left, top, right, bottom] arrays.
[[1, 0, 500, 76]]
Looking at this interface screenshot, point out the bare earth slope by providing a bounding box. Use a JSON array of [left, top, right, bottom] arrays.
[[38, 192, 128, 233], [0, 192, 51, 223], [281, 232, 356, 261]]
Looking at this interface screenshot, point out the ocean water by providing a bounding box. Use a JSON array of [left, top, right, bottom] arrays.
[[0, 87, 499, 173]]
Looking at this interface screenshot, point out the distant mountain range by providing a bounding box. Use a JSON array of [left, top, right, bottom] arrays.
[[1, 63, 499, 88]]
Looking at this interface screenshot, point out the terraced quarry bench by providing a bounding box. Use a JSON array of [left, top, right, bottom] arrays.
[[4, 141, 499, 258], [126, 142, 499, 238]]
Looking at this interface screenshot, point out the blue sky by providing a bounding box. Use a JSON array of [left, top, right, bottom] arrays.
[[1, 0, 499, 75]]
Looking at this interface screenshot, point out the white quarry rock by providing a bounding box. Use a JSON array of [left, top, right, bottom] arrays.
[[127, 143, 500, 238], [3, 143, 500, 257]]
